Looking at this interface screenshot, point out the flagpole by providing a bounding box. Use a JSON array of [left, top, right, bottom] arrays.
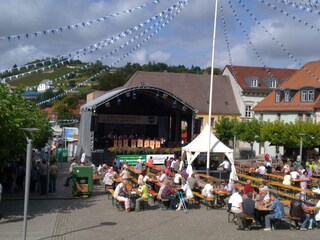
[[206, 0, 218, 176]]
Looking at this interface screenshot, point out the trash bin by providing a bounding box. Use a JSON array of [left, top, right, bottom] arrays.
[[72, 166, 93, 197], [54, 148, 68, 162]]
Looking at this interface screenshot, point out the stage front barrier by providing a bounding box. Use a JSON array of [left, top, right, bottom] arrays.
[[150, 140, 155, 149]]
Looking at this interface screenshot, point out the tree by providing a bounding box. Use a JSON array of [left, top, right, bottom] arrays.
[[237, 119, 262, 159], [0, 84, 52, 169], [215, 116, 239, 145]]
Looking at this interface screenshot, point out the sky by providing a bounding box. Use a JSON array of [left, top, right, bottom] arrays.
[[1, 0, 320, 75]]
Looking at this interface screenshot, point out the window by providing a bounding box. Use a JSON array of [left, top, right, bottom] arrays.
[[284, 91, 291, 103], [277, 113, 281, 121], [275, 92, 281, 103], [308, 90, 314, 102], [211, 117, 215, 128], [301, 90, 315, 102], [251, 79, 258, 87], [270, 80, 277, 88], [245, 106, 253, 118]]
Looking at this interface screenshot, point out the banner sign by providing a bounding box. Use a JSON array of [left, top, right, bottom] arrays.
[[146, 154, 174, 165], [98, 114, 158, 125], [64, 127, 79, 141], [116, 155, 146, 166]]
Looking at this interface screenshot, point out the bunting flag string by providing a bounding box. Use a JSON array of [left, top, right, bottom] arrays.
[[1, 0, 184, 82], [258, 0, 320, 32], [0, 0, 162, 42], [227, 0, 317, 116], [227, 1, 279, 82], [36, 0, 189, 106], [237, 0, 320, 84], [275, 0, 320, 11], [219, 2, 242, 95], [272, 0, 320, 15], [23, 1, 185, 90]]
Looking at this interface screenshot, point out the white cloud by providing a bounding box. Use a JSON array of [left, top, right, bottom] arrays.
[[130, 49, 147, 64], [149, 51, 171, 62]]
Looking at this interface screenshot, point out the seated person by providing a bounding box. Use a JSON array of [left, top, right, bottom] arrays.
[[225, 179, 235, 195], [263, 192, 285, 231], [103, 168, 116, 189], [158, 170, 167, 183], [173, 170, 182, 185], [135, 181, 149, 212], [256, 163, 266, 177], [119, 166, 129, 180], [289, 193, 310, 230], [187, 173, 201, 193], [138, 170, 147, 186], [160, 179, 177, 210], [176, 179, 193, 211], [113, 179, 131, 213], [243, 180, 254, 194], [237, 192, 256, 230], [282, 172, 292, 186], [201, 180, 214, 198], [228, 189, 244, 214]]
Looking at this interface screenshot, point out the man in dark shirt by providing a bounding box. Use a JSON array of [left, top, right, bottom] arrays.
[[237, 192, 255, 230]]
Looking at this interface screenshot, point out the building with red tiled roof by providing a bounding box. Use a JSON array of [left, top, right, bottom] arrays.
[[222, 65, 297, 119], [253, 61, 320, 123]]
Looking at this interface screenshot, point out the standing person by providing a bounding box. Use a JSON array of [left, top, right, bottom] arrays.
[[49, 161, 58, 193], [147, 156, 154, 167], [300, 170, 309, 201], [64, 159, 76, 186], [80, 150, 86, 164], [263, 192, 285, 231], [30, 162, 39, 192], [219, 159, 231, 178], [39, 159, 48, 195]]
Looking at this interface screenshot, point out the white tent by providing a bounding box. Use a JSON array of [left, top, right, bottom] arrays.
[[181, 124, 237, 181]]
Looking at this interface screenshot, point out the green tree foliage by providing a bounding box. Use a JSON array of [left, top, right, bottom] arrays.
[[215, 116, 239, 144], [0, 84, 51, 168], [52, 93, 79, 120]]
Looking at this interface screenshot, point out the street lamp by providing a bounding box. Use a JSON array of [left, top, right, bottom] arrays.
[[299, 133, 306, 163], [21, 128, 40, 240]]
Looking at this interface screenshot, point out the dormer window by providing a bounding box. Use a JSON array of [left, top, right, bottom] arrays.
[[251, 79, 258, 87], [275, 91, 281, 103], [270, 79, 277, 88], [301, 89, 315, 102], [284, 91, 291, 103]]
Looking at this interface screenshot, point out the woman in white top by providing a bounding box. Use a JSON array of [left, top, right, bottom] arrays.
[[174, 170, 182, 185], [176, 179, 194, 211], [282, 172, 291, 186]]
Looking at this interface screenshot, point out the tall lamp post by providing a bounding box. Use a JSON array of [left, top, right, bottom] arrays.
[[299, 133, 306, 163], [21, 128, 39, 240]]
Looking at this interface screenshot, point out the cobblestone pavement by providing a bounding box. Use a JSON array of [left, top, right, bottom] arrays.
[[0, 162, 319, 240]]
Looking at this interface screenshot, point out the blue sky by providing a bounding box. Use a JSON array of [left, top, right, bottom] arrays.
[[0, 0, 320, 73]]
